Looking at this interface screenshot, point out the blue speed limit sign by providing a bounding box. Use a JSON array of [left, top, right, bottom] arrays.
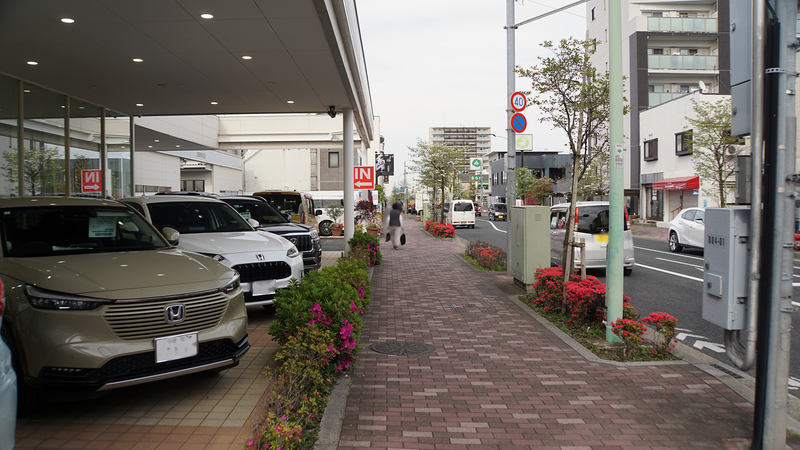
[[511, 92, 526, 112]]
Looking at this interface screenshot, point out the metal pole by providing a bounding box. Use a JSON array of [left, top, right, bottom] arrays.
[[505, 0, 515, 276], [404, 161, 408, 214], [605, 0, 623, 343], [343, 108, 354, 255]]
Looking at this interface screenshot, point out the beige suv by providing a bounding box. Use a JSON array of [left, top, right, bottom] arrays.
[[0, 197, 249, 412]]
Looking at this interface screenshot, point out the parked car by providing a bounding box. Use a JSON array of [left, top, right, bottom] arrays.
[[0, 197, 249, 413], [445, 199, 475, 228], [0, 278, 16, 448], [549, 201, 635, 276], [488, 203, 507, 221], [252, 190, 318, 230], [120, 195, 304, 307], [220, 196, 322, 272], [473, 203, 482, 216], [668, 207, 705, 252]]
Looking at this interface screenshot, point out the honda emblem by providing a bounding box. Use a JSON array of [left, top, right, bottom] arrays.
[[165, 304, 185, 324], [256, 254, 265, 261]]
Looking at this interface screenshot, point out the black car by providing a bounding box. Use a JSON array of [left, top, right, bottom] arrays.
[[220, 196, 322, 272], [488, 203, 507, 221]]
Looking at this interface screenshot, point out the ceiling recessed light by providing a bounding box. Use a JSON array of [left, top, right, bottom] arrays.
[[287, 100, 295, 104], [210, 101, 218, 105], [154, 139, 160, 142], [135, 103, 144, 107], [175, 145, 181, 148], [242, 55, 252, 60], [23, 89, 30, 93], [133, 58, 143, 63], [148, 145, 153, 148], [27, 61, 38, 66], [61, 18, 74, 24], [200, 13, 213, 19]]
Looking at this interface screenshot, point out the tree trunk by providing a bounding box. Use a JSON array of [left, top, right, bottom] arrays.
[[560, 155, 582, 311]]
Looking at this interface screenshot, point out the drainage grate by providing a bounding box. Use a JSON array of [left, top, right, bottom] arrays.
[[369, 341, 436, 356], [446, 298, 497, 314], [710, 363, 745, 380], [475, 285, 503, 296]]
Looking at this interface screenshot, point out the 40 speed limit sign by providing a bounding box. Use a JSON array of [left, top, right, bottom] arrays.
[[511, 92, 526, 112]]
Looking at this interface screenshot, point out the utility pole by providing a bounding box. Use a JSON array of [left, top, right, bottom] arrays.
[[505, 0, 516, 276]]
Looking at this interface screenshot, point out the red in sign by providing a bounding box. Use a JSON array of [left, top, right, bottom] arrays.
[[353, 166, 374, 189], [82, 169, 102, 193]]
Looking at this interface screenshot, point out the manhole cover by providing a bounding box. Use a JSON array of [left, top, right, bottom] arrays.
[[369, 341, 436, 356], [476, 284, 503, 295]]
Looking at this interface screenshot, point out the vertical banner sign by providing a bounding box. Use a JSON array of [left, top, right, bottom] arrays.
[[353, 166, 375, 189], [82, 169, 102, 193]]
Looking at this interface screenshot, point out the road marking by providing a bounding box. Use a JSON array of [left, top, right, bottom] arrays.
[[485, 221, 507, 233], [635, 263, 704, 282], [790, 377, 800, 390], [675, 332, 709, 341], [634, 246, 704, 260], [693, 340, 726, 353], [655, 257, 704, 270]]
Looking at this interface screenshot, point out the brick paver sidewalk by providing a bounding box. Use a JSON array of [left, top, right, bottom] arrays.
[[338, 219, 754, 449]]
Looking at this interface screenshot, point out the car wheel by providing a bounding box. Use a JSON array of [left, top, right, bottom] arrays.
[[319, 221, 333, 237], [669, 231, 683, 253], [624, 267, 633, 276]]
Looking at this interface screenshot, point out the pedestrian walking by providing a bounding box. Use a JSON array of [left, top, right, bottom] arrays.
[[384, 202, 404, 250]]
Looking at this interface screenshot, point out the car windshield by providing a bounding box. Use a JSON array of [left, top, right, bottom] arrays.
[[225, 200, 289, 225], [494, 204, 507, 212], [1, 205, 170, 257], [147, 201, 253, 234], [259, 194, 301, 215], [454, 202, 473, 212]]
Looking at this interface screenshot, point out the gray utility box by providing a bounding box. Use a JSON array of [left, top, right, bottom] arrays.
[[510, 206, 550, 292], [702, 208, 750, 330]]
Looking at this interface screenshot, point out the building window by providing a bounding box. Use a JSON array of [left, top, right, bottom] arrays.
[[181, 180, 205, 191], [676, 131, 692, 155], [591, 7, 596, 20], [644, 139, 658, 161], [329, 151, 339, 168]]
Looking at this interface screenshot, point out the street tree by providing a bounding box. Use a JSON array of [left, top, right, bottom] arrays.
[[517, 38, 619, 284], [516, 167, 553, 205], [409, 139, 469, 222], [686, 97, 740, 207], [576, 150, 610, 200], [1, 144, 62, 195]]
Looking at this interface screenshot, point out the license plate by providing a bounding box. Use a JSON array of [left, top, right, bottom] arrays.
[[498, 215, 504, 219], [252, 279, 276, 295], [155, 333, 198, 363]]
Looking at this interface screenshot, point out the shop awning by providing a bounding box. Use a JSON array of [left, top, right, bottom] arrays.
[[652, 176, 700, 191]]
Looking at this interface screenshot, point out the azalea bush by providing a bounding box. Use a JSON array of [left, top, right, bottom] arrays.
[[250, 254, 371, 450], [347, 231, 381, 266], [464, 240, 506, 271], [424, 221, 455, 238], [641, 312, 678, 356], [795, 233, 800, 251], [611, 318, 646, 360]]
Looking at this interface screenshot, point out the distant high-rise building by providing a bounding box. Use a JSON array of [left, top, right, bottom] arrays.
[[428, 126, 491, 184]]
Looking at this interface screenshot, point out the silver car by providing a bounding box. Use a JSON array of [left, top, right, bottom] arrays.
[[668, 207, 705, 252]]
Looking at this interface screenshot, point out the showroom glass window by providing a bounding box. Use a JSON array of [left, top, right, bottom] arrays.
[[0, 73, 132, 197]]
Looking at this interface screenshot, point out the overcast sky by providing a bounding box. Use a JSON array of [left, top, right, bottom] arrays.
[[356, 1, 587, 188]]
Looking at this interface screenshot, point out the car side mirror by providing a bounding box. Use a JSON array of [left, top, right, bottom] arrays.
[[315, 209, 322, 216], [247, 218, 260, 228], [284, 213, 292, 221], [161, 226, 180, 246]]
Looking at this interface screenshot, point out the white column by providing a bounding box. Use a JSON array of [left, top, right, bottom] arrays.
[[343, 108, 354, 255]]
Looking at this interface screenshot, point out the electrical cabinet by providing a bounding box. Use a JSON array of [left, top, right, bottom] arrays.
[[510, 206, 550, 292], [702, 208, 750, 330]]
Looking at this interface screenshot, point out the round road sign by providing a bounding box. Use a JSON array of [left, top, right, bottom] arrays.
[[511, 92, 527, 112], [511, 113, 527, 133]]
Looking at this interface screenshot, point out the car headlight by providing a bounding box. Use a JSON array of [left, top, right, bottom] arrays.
[[25, 285, 107, 311], [199, 253, 227, 262], [309, 229, 319, 240], [286, 246, 300, 258], [220, 274, 241, 294]]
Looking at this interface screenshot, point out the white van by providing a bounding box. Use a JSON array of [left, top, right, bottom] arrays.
[[305, 190, 373, 236], [445, 199, 476, 228], [549, 201, 635, 276]]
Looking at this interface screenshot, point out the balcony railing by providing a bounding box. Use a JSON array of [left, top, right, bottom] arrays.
[[649, 92, 688, 106], [647, 17, 717, 33], [648, 54, 717, 70]]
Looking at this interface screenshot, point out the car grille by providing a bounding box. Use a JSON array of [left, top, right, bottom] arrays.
[[103, 291, 229, 340], [234, 261, 292, 283], [269, 233, 312, 251]]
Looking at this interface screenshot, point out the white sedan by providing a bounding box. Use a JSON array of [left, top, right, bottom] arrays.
[[668, 207, 705, 252]]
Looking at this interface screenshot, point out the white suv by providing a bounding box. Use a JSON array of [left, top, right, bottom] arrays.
[[120, 196, 304, 307]]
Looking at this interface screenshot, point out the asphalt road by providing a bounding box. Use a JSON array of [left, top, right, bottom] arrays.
[[454, 215, 800, 388]]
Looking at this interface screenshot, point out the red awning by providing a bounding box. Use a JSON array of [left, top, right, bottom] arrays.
[[652, 176, 700, 191]]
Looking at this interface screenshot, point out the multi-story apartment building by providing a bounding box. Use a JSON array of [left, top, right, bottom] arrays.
[[428, 126, 492, 188], [586, 0, 730, 215]]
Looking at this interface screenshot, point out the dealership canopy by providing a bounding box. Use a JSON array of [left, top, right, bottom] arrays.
[[652, 176, 700, 191]]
